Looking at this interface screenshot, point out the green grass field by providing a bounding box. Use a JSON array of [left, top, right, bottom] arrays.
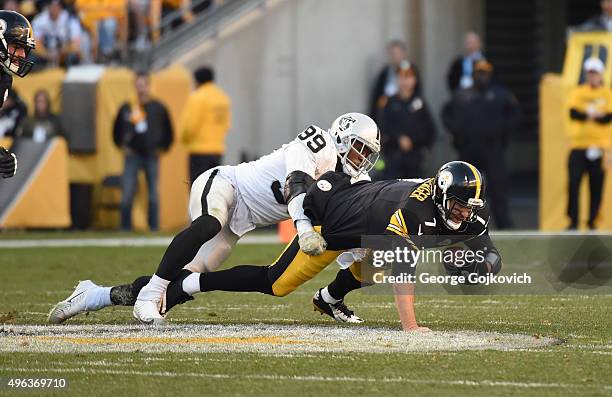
[[1, 237, 611, 396]]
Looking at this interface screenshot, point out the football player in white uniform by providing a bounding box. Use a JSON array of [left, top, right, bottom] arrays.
[[48, 112, 381, 325]]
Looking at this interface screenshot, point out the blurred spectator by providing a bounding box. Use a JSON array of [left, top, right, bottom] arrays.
[[181, 66, 231, 184], [2, 0, 20, 11], [379, 60, 436, 179], [150, 0, 193, 42], [75, 0, 128, 62], [0, 90, 27, 138], [442, 60, 521, 229], [578, 0, 612, 31], [32, 0, 83, 67], [566, 58, 612, 230], [113, 72, 173, 231], [447, 31, 484, 93], [18, 89, 65, 142], [369, 39, 421, 123]]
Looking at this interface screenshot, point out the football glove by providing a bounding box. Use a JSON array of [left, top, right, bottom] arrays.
[[0, 146, 17, 178], [298, 230, 327, 256]]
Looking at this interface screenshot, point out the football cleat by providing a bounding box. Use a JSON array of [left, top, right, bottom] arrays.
[[48, 280, 97, 324], [312, 289, 363, 323], [133, 295, 166, 325]]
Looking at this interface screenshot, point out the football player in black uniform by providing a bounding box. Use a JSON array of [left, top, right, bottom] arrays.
[[155, 161, 502, 331], [0, 10, 36, 178]]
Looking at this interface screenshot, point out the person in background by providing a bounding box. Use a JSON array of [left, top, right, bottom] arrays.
[[578, 0, 612, 32], [447, 31, 484, 93], [379, 60, 436, 179], [0, 90, 28, 138], [113, 72, 174, 231], [442, 60, 521, 230], [18, 89, 64, 142], [32, 0, 83, 67], [181, 66, 231, 184], [566, 58, 612, 230], [369, 40, 420, 123]]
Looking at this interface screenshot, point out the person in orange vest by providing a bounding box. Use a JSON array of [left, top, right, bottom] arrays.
[[566, 57, 612, 229], [181, 66, 231, 184]]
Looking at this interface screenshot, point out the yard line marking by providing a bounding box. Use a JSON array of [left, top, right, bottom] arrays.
[[0, 234, 279, 248], [0, 367, 610, 390]]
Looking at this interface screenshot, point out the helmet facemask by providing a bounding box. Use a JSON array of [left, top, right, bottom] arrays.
[[435, 185, 484, 230], [339, 136, 380, 178], [2, 41, 34, 77]]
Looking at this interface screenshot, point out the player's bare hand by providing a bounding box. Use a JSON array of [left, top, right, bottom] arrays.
[[405, 325, 431, 333], [298, 230, 327, 256]]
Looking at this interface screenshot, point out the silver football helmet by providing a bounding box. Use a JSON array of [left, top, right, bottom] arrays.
[[329, 112, 381, 178]]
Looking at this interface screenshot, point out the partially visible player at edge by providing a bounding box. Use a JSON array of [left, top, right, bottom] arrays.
[[0, 10, 36, 179], [48, 112, 381, 324]]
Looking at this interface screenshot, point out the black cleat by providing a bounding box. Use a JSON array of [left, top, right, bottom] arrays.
[[312, 289, 363, 323], [160, 270, 195, 315]]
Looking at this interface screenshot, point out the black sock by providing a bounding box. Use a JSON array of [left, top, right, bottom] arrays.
[[327, 269, 363, 301], [155, 215, 221, 281], [199, 265, 274, 295], [110, 275, 151, 306]]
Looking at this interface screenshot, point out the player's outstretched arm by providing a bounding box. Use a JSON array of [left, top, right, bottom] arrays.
[[392, 277, 431, 332]]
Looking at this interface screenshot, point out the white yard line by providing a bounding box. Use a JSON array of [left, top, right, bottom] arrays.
[[1, 230, 611, 248], [0, 234, 279, 248], [0, 367, 610, 390]]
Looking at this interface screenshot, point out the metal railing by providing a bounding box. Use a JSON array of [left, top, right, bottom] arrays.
[[143, 0, 267, 70]]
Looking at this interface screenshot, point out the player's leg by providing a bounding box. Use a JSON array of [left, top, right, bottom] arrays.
[[313, 262, 379, 323], [48, 275, 151, 324], [162, 234, 341, 314], [48, 225, 241, 323], [134, 168, 234, 324]]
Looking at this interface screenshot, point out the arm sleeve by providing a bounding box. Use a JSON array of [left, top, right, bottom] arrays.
[[284, 141, 317, 229], [161, 105, 174, 151], [570, 108, 588, 121], [113, 105, 126, 148]]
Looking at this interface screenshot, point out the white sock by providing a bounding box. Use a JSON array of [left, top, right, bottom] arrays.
[[182, 273, 201, 296], [138, 274, 170, 301], [320, 287, 340, 304], [85, 286, 112, 311]]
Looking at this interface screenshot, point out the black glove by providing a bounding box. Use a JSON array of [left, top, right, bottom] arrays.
[[0, 71, 13, 108], [0, 146, 17, 178]]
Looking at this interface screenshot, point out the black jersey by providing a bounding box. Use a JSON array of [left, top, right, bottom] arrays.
[[303, 171, 494, 252]]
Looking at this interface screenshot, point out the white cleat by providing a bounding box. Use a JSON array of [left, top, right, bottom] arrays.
[[133, 298, 165, 325], [48, 280, 98, 324]]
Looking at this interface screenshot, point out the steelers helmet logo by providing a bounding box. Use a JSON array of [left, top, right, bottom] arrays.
[[437, 170, 453, 192], [0, 19, 7, 36], [317, 180, 332, 192]]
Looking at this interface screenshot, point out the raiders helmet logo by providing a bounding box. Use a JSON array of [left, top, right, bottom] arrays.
[[338, 116, 356, 132], [437, 170, 453, 192]]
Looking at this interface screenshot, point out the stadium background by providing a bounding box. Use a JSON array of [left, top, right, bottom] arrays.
[[0, 0, 610, 231]]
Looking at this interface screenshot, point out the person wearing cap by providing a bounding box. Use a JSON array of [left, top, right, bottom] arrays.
[[379, 60, 436, 179], [180, 66, 231, 184], [442, 59, 521, 230], [566, 57, 612, 230]]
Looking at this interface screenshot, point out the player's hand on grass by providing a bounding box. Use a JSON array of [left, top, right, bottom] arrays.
[[404, 325, 432, 332], [298, 230, 327, 256]]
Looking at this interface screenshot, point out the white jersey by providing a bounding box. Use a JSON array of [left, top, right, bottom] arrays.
[[218, 125, 340, 234]]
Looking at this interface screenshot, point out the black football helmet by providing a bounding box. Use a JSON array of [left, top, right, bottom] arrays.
[[0, 11, 35, 77], [433, 161, 485, 230]]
